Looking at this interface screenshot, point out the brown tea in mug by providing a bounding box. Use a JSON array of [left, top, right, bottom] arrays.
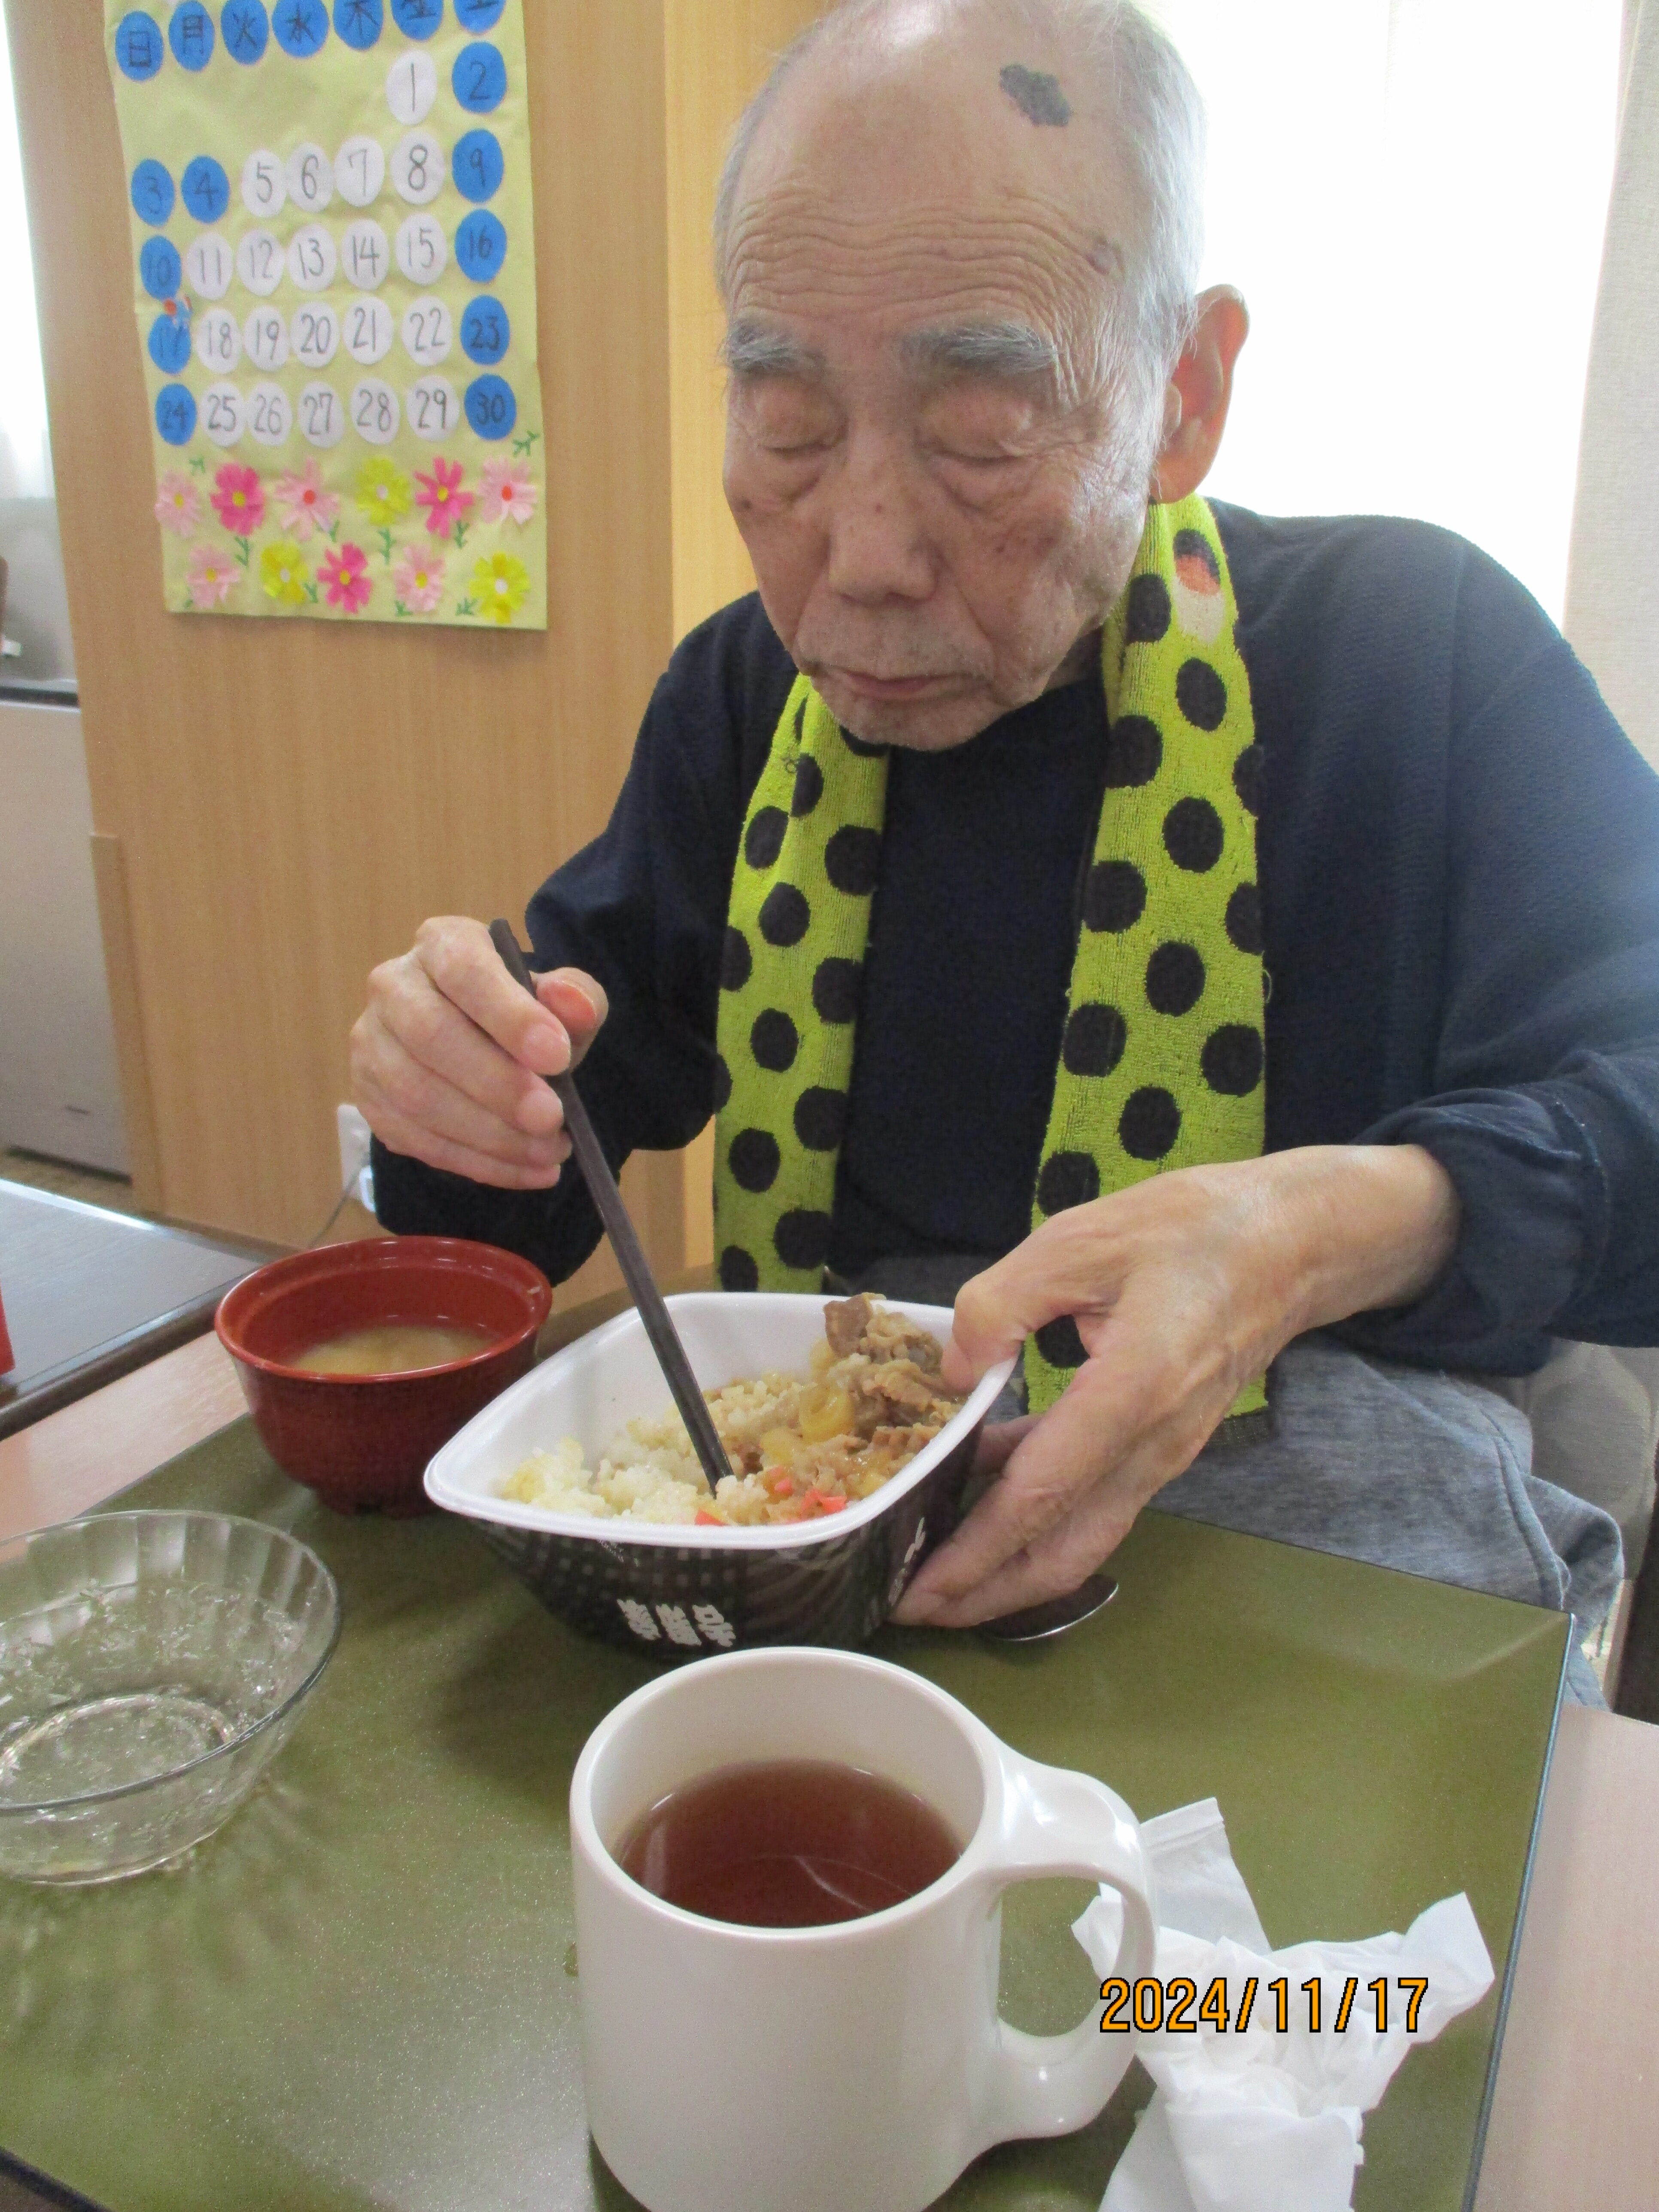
[[617, 1759, 960, 1927]]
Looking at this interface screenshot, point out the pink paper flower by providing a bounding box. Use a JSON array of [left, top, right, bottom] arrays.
[[479, 459, 537, 528], [392, 543, 446, 614], [414, 457, 474, 541], [318, 541, 372, 615], [155, 471, 201, 537], [211, 462, 265, 537], [273, 459, 340, 543], [186, 542, 240, 608]]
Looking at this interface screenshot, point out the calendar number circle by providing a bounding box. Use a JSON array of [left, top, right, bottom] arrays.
[[389, 0, 443, 39], [340, 218, 390, 290], [385, 50, 436, 125], [201, 380, 246, 447], [292, 301, 340, 368], [116, 14, 165, 81], [352, 378, 400, 445], [237, 227, 285, 297], [459, 295, 508, 365], [453, 208, 505, 282], [464, 373, 515, 441], [181, 156, 231, 225], [220, 2, 269, 64], [392, 131, 444, 206], [195, 307, 242, 373], [244, 304, 290, 369], [395, 212, 447, 284], [168, 3, 215, 68], [332, 0, 383, 48], [343, 295, 395, 365], [286, 143, 334, 213], [299, 380, 347, 448], [242, 149, 286, 218], [452, 40, 505, 115], [408, 375, 458, 442], [131, 160, 175, 225], [272, 0, 328, 56], [335, 136, 385, 209], [287, 224, 337, 292], [453, 0, 504, 27], [185, 233, 234, 300], [401, 295, 452, 366], [451, 129, 503, 204], [248, 381, 294, 447], [148, 313, 192, 374], [140, 235, 182, 301], [155, 383, 198, 445]]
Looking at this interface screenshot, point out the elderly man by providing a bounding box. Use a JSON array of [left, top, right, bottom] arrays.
[[354, 0, 1656, 1683]]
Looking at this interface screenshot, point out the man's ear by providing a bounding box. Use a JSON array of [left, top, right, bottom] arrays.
[[1150, 286, 1249, 504]]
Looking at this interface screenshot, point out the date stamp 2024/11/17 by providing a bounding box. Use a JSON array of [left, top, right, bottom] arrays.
[[1100, 1975, 1432, 2036]]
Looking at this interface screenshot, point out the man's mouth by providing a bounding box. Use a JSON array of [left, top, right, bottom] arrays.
[[830, 669, 957, 702]]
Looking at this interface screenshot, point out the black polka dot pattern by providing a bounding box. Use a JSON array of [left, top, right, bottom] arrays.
[[1225, 882, 1263, 956], [720, 927, 751, 992], [1037, 1151, 1101, 1215], [791, 755, 824, 817], [793, 1087, 848, 1152], [1163, 796, 1224, 872], [1103, 714, 1163, 788], [823, 825, 881, 897], [1146, 942, 1205, 1015], [774, 1209, 832, 1271], [1172, 528, 1219, 581], [1201, 1024, 1264, 1095], [1125, 573, 1172, 644], [1035, 1315, 1087, 1370], [1062, 1002, 1127, 1077], [711, 1053, 732, 1110], [839, 723, 887, 759], [729, 1128, 781, 1192], [1083, 860, 1147, 934], [744, 806, 787, 870], [812, 957, 862, 1023], [719, 1245, 760, 1292], [1119, 1087, 1182, 1160], [759, 883, 811, 947], [750, 1009, 799, 1072], [1232, 743, 1262, 816], [1176, 659, 1227, 731]]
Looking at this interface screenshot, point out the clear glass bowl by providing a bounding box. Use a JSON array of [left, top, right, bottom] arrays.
[[0, 1511, 340, 1884]]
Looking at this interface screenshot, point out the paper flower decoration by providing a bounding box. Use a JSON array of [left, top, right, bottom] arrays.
[[319, 542, 372, 614], [479, 460, 537, 527], [274, 460, 340, 543], [211, 462, 265, 536], [354, 459, 412, 526], [186, 543, 239, 608], [155, 472, 201, 537], [471, 550, 531, 625], [392, 544, 446, 614], [259, 541, 310, 606], [415, 457, 474, 540]]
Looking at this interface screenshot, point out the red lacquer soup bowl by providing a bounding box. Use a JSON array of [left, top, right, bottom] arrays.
[[215, 1237, 553, 1515]]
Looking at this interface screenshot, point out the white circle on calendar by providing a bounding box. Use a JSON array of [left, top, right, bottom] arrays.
[[298, 382, 346, 450], [241, 149, 286, 219], [194, 307, 241, 374], [247, 382, 294, 448], [342, 295, 395, 366], [395, 213, 447, 287], [286, 224, 337, 294], [386, 50, 436, 126], [185, 234, 233, 301], [401, 295, 452, 367], [285, 143, 334, 214], [291, 300, 340, 369], [200, 381, 245, 449], [339, 219, 390, 292], [390, 131, 444, 207], [237, 227, 284, 298], [407, 375, 459, 442], [335, 136, 386, 211], [243, 304, 289, 370], [352, 379, 400, 445]]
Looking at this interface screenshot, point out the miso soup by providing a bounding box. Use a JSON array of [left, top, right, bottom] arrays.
[[292, 1322, 495, 1376]]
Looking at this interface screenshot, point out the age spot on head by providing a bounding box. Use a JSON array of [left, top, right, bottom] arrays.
[[999, 63, 1071, 128]]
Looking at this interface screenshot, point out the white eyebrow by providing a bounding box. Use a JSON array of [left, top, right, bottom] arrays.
[[721, 319, 827, 379], [897, 320, 1062, 382]]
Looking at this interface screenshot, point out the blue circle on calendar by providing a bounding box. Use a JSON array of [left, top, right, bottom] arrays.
[[131, 159, 175, 224], [389, 0, 443, 37], [452, 129, 503, 203], [465, 374, 515, 441], [168, 2, 215, 67], [155, 384, 198, 446], [115, 12, 165, 78], [333, 0, 382, 47], [272, 0, 328, 55], [460, 295, 509, 365], [181, 156, 231, 224], [147, 312, 193, 374], [452, 40, 505, 113], [453, 0, 504, 27], [454, 207, 506, 281], [220, 0, 269, 62], [140, 234, 183, 299]]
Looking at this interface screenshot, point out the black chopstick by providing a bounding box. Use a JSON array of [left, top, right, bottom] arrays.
[[488, 921, 731, 1498]]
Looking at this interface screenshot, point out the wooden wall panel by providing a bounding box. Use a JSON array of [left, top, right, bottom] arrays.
[[7, 0, 677, 1283]]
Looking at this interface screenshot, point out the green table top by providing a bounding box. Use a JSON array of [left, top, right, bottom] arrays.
[[0, 1419, 1566, 2212]]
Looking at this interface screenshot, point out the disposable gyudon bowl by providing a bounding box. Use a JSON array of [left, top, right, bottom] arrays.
[[424, 1293, 1016, 1659]]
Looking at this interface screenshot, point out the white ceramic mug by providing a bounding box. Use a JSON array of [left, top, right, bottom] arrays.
[[569, 1647, 1157, 2212]]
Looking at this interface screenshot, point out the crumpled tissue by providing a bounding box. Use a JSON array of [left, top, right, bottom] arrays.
[[1072, 1798, 1495, 2212]]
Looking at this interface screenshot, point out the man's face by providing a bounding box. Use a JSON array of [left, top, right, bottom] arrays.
[[722, 22, 1156, 751]]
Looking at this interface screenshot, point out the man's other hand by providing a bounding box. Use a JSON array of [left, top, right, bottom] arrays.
[[892, 1145, 1458, 1629], [350, 916, 608, 1190]]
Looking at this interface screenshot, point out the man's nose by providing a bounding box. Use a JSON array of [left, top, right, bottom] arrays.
[[823, 431, 935, 605]]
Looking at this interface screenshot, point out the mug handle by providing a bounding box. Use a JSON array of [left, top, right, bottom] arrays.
[[972, 1744, 1158, 2146]]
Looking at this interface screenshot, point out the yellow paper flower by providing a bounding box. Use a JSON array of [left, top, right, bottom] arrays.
[[355, 459, 412, 526], [471, 550, 531, 625], [260, 541, 310, 607]]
